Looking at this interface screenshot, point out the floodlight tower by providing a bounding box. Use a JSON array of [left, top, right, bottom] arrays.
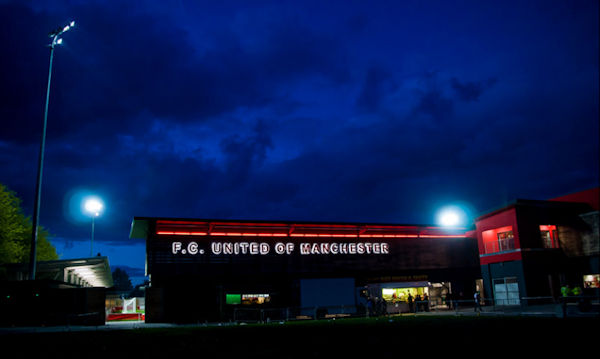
[[29, 21, 75, 280]]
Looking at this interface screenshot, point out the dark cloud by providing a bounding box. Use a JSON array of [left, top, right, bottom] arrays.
[[0, 0, 597, 271], [0, 2, 350, 146], [220, 121, 273, 185], [451, 77, 497, 102], [355, 66, 396, 112], [413, 90, 454, 121]]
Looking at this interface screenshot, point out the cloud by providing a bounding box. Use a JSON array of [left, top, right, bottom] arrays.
[[413, 89, 454, 121], [220, 120, 274, 184], [450, 77, 497, 102], [355, 66, 396, 112], [0, 0, 597, 260], [0, 2, 350, 146]]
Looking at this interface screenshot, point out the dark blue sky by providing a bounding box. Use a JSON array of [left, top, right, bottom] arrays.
[[1, 0, 598, 284]]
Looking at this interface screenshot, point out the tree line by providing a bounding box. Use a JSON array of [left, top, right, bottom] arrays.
[[0, 183, 58, 267]]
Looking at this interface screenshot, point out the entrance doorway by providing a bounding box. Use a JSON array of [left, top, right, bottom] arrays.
[[493, 277, 520, 306]]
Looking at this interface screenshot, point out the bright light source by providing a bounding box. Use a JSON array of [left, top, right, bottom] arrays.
[[436, 205, 466, 227], [56, 38, 63, 45], [63, 25, 70, 32], [440, 211, 459, 226], [70, 21, 75, 27], [84, 197, 103, 216]]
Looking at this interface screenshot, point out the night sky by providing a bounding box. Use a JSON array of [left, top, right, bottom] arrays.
[[1, 1, 598, 285]]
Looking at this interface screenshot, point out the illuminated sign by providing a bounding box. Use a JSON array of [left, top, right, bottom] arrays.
[[171, 241, 390, 256]]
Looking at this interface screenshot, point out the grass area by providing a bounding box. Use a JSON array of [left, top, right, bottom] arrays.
[[1, 315, 597, 357]]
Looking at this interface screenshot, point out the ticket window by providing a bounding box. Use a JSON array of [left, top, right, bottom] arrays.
[[382, 287, 428, 303], [226, 293, 271, 305]]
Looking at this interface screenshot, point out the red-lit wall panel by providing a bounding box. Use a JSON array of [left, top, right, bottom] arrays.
[[475, 208, 522, 264]]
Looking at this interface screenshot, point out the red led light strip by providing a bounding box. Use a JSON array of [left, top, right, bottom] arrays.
[[156, 231, 462, 239], [156, 231, 208, 236]]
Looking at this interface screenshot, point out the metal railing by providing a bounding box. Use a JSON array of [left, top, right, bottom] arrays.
[[484, 237, 515, 254], [233, 305, 358, 323]]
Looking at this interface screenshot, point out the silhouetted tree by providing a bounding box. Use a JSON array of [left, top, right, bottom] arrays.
[[112, 267, 133, 291]]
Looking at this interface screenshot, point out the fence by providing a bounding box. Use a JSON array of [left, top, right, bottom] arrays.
[[233, 305, 359, 323], [232, 295, 600, 323]]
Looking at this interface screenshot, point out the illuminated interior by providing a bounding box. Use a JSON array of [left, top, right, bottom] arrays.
[[482, 226, 515, 254], [242, 294, 270, 305], [539, 225, 559, 248], [226, 293, 271, 305], [381, 287, 429, 302], [583, 274, 600, 289], [226, 294, 241, 305]]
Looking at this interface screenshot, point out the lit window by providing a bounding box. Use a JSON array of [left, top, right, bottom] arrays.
[[539, 225, 559, 249], [583, 274, 600, 289], [482, 226, 515, 254], [226, 294, 241, 305], [241, 294, 271, 305], [497, 231, 514, 251], [381, 287, 428, 302]]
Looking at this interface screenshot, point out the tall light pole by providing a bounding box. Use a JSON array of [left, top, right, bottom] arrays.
[[84, 197, 103, 257], [29, 21, 75, 280]]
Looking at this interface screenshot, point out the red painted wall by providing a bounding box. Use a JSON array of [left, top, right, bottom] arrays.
[[475, 207, 522, 265], [550, 187, 599, 211]]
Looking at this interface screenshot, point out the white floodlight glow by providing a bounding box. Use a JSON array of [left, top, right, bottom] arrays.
[[63, 25, 70, 32], [440, 211, 459, 227], [436, 205, 465, 227], [56, 38, 63, 45], [84, 197, 104, 216], [70, 21, 75, 27]]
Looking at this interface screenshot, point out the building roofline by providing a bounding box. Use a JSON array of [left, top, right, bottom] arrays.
[[1, 256, 113, 288], [130, 216, 469, 239], [475, 199, 594, 221]]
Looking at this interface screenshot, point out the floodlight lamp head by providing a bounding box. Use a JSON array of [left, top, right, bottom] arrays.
[[48, 20, 76, 38], [84, 197, 104, 217], [48, 27, 62, 37]]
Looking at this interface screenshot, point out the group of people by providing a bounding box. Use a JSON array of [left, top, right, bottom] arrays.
[[560, 284, 591, 315], [364, 290, 488, 315], [406, 293, 430, 312], [443, 291, 482, 312], [561, 284, 583, 298], [366, 296, 388, 316]]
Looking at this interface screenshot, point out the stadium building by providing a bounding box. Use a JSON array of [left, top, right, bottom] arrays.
[[130, 219, 480, 323], [130, 188, 598, 323]]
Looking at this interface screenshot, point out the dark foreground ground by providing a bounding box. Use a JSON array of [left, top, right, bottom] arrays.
[[1, 316, 597, 357]]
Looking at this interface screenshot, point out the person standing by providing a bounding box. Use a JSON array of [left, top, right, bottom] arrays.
[[560, 285, 571, 318], [474, 292, 481, 313], [445, 291, 453, 310], [367, 297, 373, 317], [408, 293, 414, 313]]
